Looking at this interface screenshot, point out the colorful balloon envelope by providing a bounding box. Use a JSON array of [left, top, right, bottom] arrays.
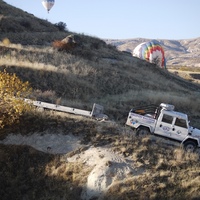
[[42, 0, 55, 13], [133, 40, 166, 68]]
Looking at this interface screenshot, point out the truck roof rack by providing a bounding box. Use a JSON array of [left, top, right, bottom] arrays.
[[160, 103, 174, 111]]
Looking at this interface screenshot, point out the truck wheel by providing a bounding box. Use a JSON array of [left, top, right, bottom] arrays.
[[183, 141, 197, 152], [136, 128, 150, 137]]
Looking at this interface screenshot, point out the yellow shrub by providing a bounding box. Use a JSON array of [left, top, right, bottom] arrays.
[[2, 38, 11, 45], [0, 71, 32, 128]]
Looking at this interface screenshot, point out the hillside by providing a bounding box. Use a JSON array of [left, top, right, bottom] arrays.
[[0, 1, 200, 200], [105, 37, 200, 67], [0, 0, 66, 45]]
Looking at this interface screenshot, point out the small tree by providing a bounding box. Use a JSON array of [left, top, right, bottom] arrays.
[[0, 71, 32, 128], [54, 21, 67, 31]]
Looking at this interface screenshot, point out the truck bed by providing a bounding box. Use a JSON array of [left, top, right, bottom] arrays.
[[126, 110, 156, 129]]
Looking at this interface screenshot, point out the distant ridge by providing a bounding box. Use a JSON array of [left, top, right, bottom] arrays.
[[105, 37, 200, 67]]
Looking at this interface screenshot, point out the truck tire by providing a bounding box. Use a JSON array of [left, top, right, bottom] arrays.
[[136, 127, 150, 137], [183, 141, 197, 152]]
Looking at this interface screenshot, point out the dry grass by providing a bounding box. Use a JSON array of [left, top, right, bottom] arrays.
[[0, 125, 199, 200], [103, 135, 200, 200], [0, 144, 92, 200], [1, 42, 200, 124]]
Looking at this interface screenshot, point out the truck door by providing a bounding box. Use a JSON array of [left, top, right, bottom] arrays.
[[154, 113, 174, 138], [170, 117, 188, 141]]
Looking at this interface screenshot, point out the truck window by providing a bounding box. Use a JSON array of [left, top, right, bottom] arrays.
[[162, 114, 173, 124], [175, 118, 187, 128]]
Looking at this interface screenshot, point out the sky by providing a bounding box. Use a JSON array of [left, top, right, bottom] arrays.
[[3, 0, 200, 40]]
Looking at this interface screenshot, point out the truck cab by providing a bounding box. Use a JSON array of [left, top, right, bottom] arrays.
[[154, 108, 189, 141]]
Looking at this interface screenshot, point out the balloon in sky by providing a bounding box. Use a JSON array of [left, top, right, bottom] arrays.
[[133, 40, 166, 68], [42, 0, 55, 13]]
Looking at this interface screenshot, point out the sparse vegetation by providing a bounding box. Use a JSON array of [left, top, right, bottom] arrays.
[[0, 144, 92, 200], [0, 0, 200, 199], [0, 119, 200, 200], [104, 135, 200, 200], [0, 70, 32, 128]]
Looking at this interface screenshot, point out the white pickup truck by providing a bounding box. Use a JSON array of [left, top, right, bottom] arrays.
[[126, 103, 200, 152]]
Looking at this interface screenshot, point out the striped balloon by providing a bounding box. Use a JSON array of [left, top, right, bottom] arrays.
[[133, 40, 166, 68]]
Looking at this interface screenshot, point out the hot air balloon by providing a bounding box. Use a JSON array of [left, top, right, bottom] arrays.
[[133, 40, 166, 68], [42, 0, 55, 13]]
